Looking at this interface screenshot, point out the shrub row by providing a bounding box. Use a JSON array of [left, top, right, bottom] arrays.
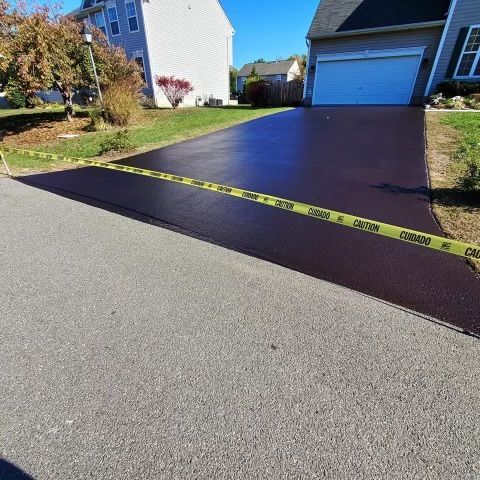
[[436, 81, 480, 98]]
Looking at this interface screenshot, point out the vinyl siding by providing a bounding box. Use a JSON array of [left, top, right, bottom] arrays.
[[90, 0, 154, 96], [428, 0, 480, 93], [142, 0, 234, 107], [305, 27, 443, 104]]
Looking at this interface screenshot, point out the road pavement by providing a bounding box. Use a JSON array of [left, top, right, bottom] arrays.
[[1, 178, 479, 479]]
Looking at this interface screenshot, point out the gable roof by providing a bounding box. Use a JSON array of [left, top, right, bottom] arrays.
[[307, 0, 452, 39], [238, 60, 297, 77]]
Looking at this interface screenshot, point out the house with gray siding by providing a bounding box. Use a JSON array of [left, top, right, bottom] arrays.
[[236, 60, 301, 92], [304, 0, 480, 105], [72, 0, 234, 107]]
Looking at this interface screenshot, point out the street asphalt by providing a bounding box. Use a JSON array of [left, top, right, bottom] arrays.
[[1, 178, 479, 480]]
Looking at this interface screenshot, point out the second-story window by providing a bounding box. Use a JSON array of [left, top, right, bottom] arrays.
[[94, 12, 107, 36], [125, 0, 139, 32], [107, 6, 120, 36]]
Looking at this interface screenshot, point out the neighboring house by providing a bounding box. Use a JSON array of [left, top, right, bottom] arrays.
[[304, 0, 480, 106], [236, 60, 301, 92], [72, 0, 234, 107]]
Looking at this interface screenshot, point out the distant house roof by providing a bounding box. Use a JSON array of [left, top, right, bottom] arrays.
[[238, 60, 297, 77], [307, 0, 452, 39]]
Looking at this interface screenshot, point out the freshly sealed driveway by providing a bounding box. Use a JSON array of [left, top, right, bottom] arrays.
[[23, 107, 480, 334]]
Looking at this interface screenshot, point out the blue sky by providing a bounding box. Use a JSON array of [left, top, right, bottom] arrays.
[[57, 0, 319, 68]]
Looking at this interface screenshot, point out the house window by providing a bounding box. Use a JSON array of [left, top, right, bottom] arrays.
[[125, 0, 139, 32], [94, 11, 107, 36], [455, 25, 480, 78], [107, 6, 120, 36], [133, 52, 146, 83], [82, 0, 102, 9], [275, 75, 282, 81]]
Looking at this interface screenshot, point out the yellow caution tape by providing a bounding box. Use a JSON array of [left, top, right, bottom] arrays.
[[2, 145, 479, 261]]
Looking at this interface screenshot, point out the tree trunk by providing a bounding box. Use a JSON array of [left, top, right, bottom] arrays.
[[54, 81, 74, 122]]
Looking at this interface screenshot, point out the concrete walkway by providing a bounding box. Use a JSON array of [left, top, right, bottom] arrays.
[[1, 178, 479, 480]]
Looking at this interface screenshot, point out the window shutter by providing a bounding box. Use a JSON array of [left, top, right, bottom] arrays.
[[445, 27, 469, 78]]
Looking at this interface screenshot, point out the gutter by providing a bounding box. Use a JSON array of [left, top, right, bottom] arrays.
[[72, 1, 105, 19], [307, 20, 446, 41]]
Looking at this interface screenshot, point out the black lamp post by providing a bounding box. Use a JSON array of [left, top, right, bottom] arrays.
[[81, 23, 103, 105]]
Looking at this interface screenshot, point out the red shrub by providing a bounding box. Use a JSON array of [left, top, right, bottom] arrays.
[[155, 75, 194, 108]]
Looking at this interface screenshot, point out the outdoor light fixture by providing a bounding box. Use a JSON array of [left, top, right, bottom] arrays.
[[80, 23, 103, 105], [80, 23, 93, 44]]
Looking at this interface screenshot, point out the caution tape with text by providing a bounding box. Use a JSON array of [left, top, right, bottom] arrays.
[[1, 145, 479, 261]]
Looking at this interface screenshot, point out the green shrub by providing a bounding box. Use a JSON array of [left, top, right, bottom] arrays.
[[455, 137, 480, 191], [4, 80, 26, 108], [103, 78, 142, 126], [246, 79, 268, 107], [436, 81, 480, 97], [99, 130, 134, 155], [464, 97, 480, 110], [86, 108, 110, 132], [26, 96, 46, 108]]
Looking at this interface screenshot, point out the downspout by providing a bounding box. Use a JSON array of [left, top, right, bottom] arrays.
[[227, 31, 235, 105], [303, 38, 311, 100], [424, 0, 457, 97]]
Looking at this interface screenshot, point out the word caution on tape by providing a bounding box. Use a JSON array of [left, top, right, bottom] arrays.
[[2, 146, 479, 261]]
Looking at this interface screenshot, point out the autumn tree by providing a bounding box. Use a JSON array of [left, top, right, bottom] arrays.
[[155, 75, 193, 108], [0, 1, 143, 120], [287, 54, 307, 81]]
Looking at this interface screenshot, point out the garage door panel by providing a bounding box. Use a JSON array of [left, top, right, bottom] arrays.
[[313, 54, 421, 105]]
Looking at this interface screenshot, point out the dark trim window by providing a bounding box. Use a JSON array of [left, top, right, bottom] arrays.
[[125, 0, 139, 32], [133, 52, 146, 84], [107, 6, 120, 36], [455, 25, 480, 78], [82, 0, 102, 9], [94, 11, 107, 36]]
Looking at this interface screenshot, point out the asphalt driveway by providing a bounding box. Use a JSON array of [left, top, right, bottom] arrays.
[[22, 107, 480, 334]]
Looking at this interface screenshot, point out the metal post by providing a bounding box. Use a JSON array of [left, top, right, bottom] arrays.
[[1, 152, 12, 177], [88, 44, 103, 105]]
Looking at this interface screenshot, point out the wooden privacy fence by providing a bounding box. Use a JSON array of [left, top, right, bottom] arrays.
[[264, 81, 304, 106]]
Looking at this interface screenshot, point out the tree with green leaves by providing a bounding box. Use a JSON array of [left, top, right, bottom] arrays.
[[229, 66, 237, 95]]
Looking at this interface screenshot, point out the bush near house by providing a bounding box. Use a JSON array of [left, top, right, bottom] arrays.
[[102, 77, 143, 126], [429, 92, 480, 110], [246, 80, 268, 107], [155, 75, 194, 109], [436, 81, 480, 97]]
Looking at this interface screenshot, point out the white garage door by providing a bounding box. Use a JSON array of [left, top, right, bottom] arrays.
[[313, 52, 422, 105]]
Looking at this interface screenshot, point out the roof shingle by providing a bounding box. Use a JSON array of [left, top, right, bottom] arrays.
[[307, 0, 452, 39], [238, 60, 296, 77]]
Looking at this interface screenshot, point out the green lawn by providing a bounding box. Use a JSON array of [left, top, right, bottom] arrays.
[[0, 105, 291, 172], [426, 112, 480, 271]]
